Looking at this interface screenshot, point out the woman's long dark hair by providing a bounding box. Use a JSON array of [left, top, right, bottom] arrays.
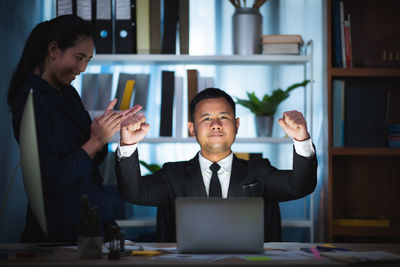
[[7, 14, 93, 109]]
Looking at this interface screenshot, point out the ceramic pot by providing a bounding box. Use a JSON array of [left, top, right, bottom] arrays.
[[255, 115, 274, 137]]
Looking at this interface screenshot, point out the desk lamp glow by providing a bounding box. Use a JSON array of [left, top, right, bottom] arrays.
[[19, 89, 47, 236]]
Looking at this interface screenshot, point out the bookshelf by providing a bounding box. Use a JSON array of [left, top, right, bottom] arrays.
[[327, 0, 400, 242], [89, 49, 315, 241]]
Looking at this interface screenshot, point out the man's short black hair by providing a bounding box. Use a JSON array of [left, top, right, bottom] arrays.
[[189, 88, 236, 122]]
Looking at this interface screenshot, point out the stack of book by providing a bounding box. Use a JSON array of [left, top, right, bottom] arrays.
[[387, 124, 400, 148], [332, 0, 352, 68], [261, 34, 304, 55]]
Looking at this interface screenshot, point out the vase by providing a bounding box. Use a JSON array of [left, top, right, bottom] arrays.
[[255, 116, 274, 137], [78, 236, 103, 259], [232, 8, 262, 55]]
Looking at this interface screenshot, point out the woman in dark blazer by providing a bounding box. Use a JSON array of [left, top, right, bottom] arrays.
[[7, 15, 137, 243]]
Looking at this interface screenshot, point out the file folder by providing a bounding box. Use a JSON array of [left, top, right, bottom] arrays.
[[160, 71, 175, 136], [94, 0, 113, 54], [115, 73, 135, 110], [95, 73, 113, 110], [136, 0, 150, 54], [57, 0, 75, 16], [76, 0, 93, 28], [81, 73, 98, 110], [120, 80, 136, 110], [115, 0, 137, 54]]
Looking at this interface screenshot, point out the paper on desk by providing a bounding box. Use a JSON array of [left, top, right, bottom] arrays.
[[237, 250, 313, 261], [152, 254, 228, 262], [264, 242, 314, 251], [320, 251, 400, 264]]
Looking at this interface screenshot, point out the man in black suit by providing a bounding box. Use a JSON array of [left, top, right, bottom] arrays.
[[116, 88, 317, 242]]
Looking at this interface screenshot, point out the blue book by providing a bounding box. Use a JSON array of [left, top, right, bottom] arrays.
[[332, 0, 343, 67], [332, 79, 345, 147]]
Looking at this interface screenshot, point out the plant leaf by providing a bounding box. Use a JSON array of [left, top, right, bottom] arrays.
[[139, 160, 161, 174], [234, 80, 310, 116]]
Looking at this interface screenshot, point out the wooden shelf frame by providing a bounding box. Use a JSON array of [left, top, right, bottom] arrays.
[[326, 0, 400, 243]]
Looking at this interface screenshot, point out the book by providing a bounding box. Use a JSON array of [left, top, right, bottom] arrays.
[[344, 15, 352, 68], [187, 69, 198, 122], [120, 80, 135, 110], [136, 0, 150, 54], [332, 79, 345, 147], [339, 1, 347, 68], [261, 34, 303, 45], [179, 0, 190, 54], [332, 0, 343, 67], [345, 80, 387, 147], [161, 0, 178, 54], [174, 76, 184, 138], [160, 71, 175, 136], [132, 74, 150, 110], [262, 43, 301, 55], [149, 0, 161, 54], [332, 218, 390, 227]]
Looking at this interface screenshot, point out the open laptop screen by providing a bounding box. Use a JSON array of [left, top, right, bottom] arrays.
[[176, 198, 264, 254]]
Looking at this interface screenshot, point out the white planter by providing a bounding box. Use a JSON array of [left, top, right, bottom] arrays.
[[255, 115, 274, 137], [78, 236, 103, 259]]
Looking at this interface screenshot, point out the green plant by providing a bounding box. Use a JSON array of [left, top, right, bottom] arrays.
[[235, 80, 310, 116], [140, 160, 161, 174]]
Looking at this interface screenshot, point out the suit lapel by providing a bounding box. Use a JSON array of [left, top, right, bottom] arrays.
[[185, 154, 208, 197], [228, 155, 248, 197]]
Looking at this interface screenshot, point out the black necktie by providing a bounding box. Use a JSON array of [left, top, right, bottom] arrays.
[[209, 163, 222, 197]]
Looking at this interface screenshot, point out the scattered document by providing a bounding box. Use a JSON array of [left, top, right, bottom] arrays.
[[152, 254, 228, 262], [320, 251, 400, 264]]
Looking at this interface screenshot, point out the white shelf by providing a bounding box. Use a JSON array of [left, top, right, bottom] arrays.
[[282, 220, 313, 228], [91, 54, 312, 65]]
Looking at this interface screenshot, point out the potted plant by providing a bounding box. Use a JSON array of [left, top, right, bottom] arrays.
[[235, 80, 310, 137], [78, 195, 103, 259]]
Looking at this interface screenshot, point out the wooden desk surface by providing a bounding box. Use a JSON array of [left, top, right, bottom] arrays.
[[0, 243, 399, 266]]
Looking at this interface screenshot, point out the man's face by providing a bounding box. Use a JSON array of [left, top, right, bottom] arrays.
[[188, 97, 239, 160]]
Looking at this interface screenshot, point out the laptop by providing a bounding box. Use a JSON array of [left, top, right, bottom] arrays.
[[175, 198, 264, 254]]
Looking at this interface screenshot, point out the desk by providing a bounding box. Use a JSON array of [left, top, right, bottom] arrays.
[[0, 243, 399, 266]]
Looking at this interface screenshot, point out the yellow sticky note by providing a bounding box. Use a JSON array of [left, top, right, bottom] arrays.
[[245, 256, 272, 261], [131, 250, 161, 257]]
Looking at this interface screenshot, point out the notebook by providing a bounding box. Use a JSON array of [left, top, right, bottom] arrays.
[[175, 198, 264, 254]]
